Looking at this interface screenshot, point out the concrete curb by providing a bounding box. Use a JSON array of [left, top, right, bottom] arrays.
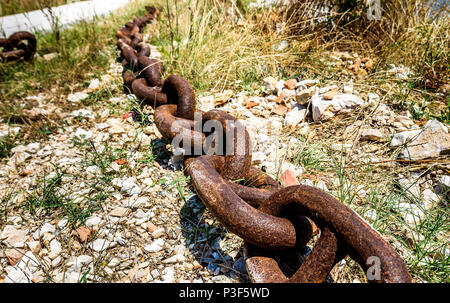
[[1, 0, 132, 38]]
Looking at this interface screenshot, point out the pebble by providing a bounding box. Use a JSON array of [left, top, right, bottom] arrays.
[[90, 239, 115, 252], [284, 104, 307, 128], [1, 226, 28, 248], [74, 226, 91, 243], [39, 223, 56, 237], [109, 207, 131, 217], [232, 257, 247, 274], [5, 248, 26, 266], [121, 178, 142, 196], [162, 253, 186, 264], [397, 120, 450, 160], [360, 128, 384, 141], [144, 238, 165, 253], [27, 241, 41, 254], [48, 239, 62, 260]]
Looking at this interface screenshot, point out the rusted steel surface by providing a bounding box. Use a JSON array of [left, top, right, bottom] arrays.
[[154, 104, 205, 151], [202, 110, 252, 181], [138, 56, 164, 87], [132, 78, 167, 106], [161, 75, 196, 120], [185, 155, 304, 250], [1, 31, 36, 62], [118, 5, 412, 284], [248, 185, 412, 283]]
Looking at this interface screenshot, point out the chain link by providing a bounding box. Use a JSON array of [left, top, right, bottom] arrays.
[[117, 5, 412, 283], [0, 31, 36, 62]]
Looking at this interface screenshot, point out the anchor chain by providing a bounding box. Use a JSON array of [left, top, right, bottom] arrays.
[[116, 5, 412, 283], [0, 31, 37, 62]]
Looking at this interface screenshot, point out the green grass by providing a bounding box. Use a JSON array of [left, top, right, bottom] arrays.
[[23, 165, 99, 226], [290, 140, 329, 172], [0, 1, 155, 101], [0, 133, 17, 159]]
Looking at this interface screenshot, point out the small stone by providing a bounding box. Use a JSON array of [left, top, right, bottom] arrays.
[[4, 252, 40, 283], [85, 216, 102, 227], [232, 257, 247, 274], [273, 104, 289, 116], [162, 253, 185, 264], [422, 188, 440, 210], [212, 275, 234, 283], [2, 226, 28, 248], [67, 91, 89, 103], [364, 209, 377, 221], [5, 248, 26, 266], [398, 120, 450, 160], [343, 82, 353, 93], [69, 109, 94, 119], [311, 93, 364, 122], [144, 238, 165, 253], [360, 128, 384, 141], [245, 101, 260, 109], [39, 223, 55, 238], [43, 52, 58, 61], [390, 129, 422, 147], [284, 79, 297, 90], [283, 104, 307, 128], [396, 203, 425, 225], [161, 267, 176, 282], [323, 89, 339, 100], [18, 169, 33, 176], [27, 241, 41, 254], [87, 79, 101, 93], [48, 239, 62, 260], [146, 222, 158, 233], [90, 239, 114, 252], [57, 218, 68, 229], [295, 86, 316, 105], [121, 178, 141, 196], [109, 207, 130, 217], [73, 227, 91, 243], [26, 143, 40, 153], [52, 256, 62, 267], [280, 168, 300, 187]]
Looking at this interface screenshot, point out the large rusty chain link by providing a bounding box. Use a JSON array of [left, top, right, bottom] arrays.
[[0, 31, 37, 62], [117, 6, 412, 283]]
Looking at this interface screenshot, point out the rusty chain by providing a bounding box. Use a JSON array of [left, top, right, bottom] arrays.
[[117, 6, 412, 283], [0, 31, 36, 62]]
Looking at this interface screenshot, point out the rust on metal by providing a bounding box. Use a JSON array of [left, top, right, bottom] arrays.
[[138, 56, 164, 87], [185, 155, 310, 250], [202, 110, 252, 181], [161, 75, 196, 120], [248, 185, 412, 283], [132, 78, 167, 106], [116, 5, 413, 284], [154, 104, 205, 152], [1, 31, 36, 62]]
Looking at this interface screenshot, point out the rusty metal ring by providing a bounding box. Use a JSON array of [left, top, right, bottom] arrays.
[[155, 104, 205, 155], [137, 43, 151, 58], [132, 78, 167, 107], [138, 56, 163, 87], [202, 110, 252, 181], [161, 75, 196, 120], [117, 39, 138, 68], [1, 31, 37, 61], [245, 185, 412, 283], [185, 155, 313, 250]]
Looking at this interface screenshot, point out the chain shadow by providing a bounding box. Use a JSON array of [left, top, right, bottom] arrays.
[[178, 191, 250, 282]]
